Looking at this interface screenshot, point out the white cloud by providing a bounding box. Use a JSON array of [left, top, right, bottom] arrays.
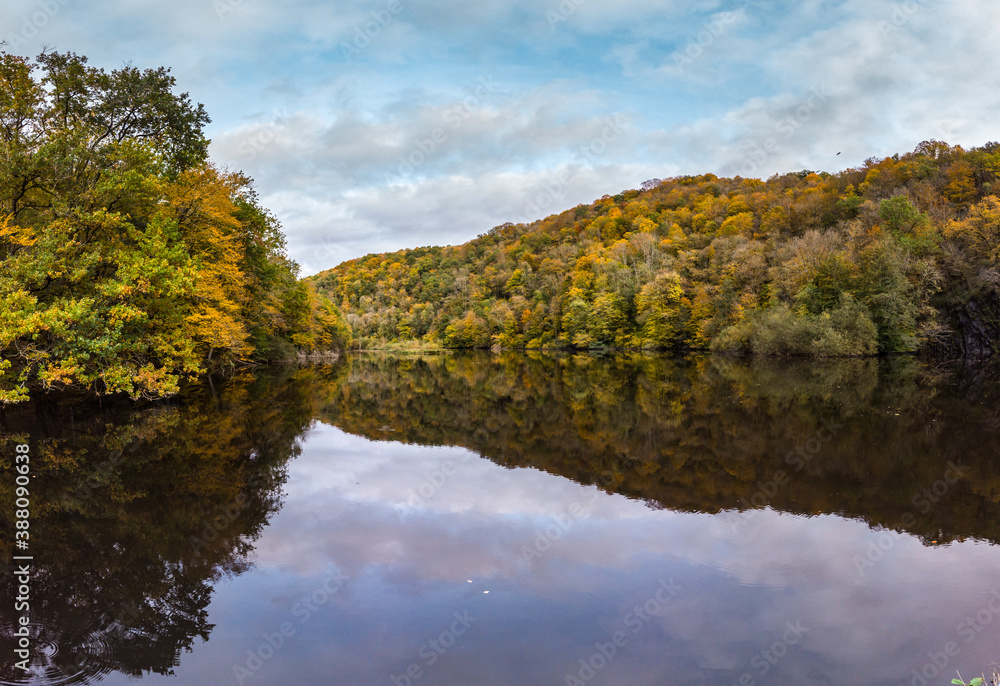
[[4, 0, 999, 273]]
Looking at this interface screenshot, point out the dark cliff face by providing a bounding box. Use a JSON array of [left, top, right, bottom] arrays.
[[928, 290, 1000, 358]]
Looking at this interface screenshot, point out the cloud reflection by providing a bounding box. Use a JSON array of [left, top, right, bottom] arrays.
[[172, 424, 1000, 686]]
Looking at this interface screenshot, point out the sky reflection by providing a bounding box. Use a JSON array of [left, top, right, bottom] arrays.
[[95, 423, 1000, 686]]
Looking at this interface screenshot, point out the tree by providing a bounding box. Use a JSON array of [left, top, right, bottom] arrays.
[[636, 271, 685, 348], [0, 140, 202, 402], [879, 195, 929, 234], [943, 160, 977, 206], [946, 195, 1000, 263], [0, 51, 348, 403], [718, 212, 754, 237]]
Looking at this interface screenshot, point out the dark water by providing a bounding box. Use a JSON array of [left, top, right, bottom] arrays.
[[1, 353, 999, 686]]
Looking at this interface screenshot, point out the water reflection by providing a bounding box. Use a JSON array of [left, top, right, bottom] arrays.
[[1, 354, 998, 685], [321, 353, 1000, 545], [0, 366, 344, 684]]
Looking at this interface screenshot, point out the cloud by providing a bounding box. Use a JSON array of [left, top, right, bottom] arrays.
[[3, 0, 998, 274], [209, 82, 664, 270]]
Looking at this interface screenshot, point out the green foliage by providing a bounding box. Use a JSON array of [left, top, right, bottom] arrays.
[[879, 195, 927, 234], [0, 51, 348, 403], [952, 666, 999, 686], [712, 294, 877, 357], [636, 271, 685, 348], [836, 191, 864, 219]]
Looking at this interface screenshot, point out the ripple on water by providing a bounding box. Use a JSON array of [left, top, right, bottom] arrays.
[[0, 620, 116, 686]]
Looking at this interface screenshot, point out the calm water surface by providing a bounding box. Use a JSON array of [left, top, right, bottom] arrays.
[[1, 353, 999, 686]]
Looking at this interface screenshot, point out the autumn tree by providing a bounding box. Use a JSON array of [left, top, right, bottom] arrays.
[[0, 51, 348, 403]]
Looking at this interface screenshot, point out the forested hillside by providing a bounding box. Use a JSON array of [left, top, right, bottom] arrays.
[[0, 51, 349, 404], [312, 141, 1000, 357]]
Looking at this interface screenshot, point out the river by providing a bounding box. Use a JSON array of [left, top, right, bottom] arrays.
[[1, 352, 998, 686]]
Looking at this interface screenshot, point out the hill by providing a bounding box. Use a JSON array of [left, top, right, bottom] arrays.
[[312, 140, 1000, 357]]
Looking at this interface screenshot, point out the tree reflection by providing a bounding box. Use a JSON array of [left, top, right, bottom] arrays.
[[0, 364, 346, 684], [318, 352, 1000, 546], [0, 353, 997, 683]]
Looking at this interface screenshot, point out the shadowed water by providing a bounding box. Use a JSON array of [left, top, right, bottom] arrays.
[[1, 353, 998, 686]]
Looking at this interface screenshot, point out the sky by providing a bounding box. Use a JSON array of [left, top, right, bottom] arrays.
[[3, 0, 999, 274]]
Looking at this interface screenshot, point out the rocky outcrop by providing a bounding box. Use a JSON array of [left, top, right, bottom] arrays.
[[927, 290, 1000, 358]]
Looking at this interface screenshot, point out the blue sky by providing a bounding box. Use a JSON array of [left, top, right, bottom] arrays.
[[3, 0, 999, 273]]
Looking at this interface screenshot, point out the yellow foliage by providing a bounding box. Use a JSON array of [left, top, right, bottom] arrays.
[[163, 166, 251, 357], [943, 160, 977, 205], [0, 214, 35, 249], [945, 195, 1000, 262], [719, 212, 754, 237], [634, 217, 657, 233]]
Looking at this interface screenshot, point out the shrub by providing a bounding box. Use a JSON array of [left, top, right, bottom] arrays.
[[713, 294, 877, 356]]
